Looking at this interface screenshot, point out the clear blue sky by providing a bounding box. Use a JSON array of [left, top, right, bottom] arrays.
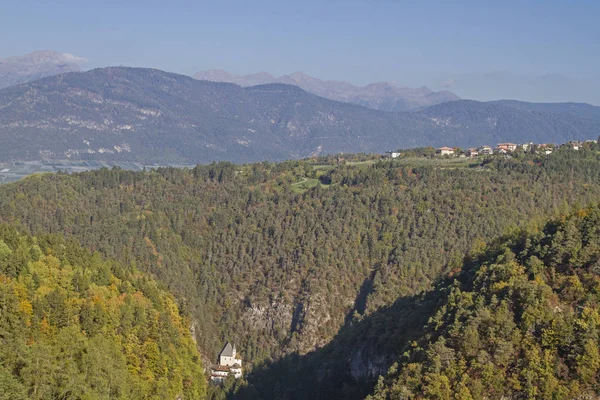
[[1, 0, 599, 103]]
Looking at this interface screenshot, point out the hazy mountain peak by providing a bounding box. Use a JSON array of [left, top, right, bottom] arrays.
[[194, 69, 238, 82], [0, 50, 86, 89], [15, 50, 88, 64], [286, 71, 313, 81], [192, 68, 460, 111], [194, 69, 275, 87], [364, 81, 406, 91], [247, 71, 276, 79]]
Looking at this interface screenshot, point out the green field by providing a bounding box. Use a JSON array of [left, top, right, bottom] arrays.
[[294, 157, 481, 193], [389, 156, 480, 168], [291, 178, 322, 193], [345, 160, 378, 167]]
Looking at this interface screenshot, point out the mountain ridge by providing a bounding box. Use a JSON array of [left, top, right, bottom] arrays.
[[0, 50, 86, 89], [489, 99, 600, 121], [1, 66, 599, 164], [194, 69, 460, 112]]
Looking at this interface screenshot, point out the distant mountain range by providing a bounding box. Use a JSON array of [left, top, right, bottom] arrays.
[[0, 50, 86, 89], [489, 100, 600, 121], [433, 71, 600, 106], [0, 67, 599, 164], [194, 69, 460, 112]]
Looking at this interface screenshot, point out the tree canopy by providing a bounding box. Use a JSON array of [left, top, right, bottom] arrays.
[[0, 226, 206, 399], [1, 147, 600, 398], [370, 203, 600, 399]]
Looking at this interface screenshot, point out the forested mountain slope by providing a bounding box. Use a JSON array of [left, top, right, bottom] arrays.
[[1, 148, 600, 393], [1, 67, 599, 163], [233, 152, 600, 400], [0, 226, 206, 399], [0, 67, 405, 162], [368, 203, 600, 399], [418, 100, 600, 146]]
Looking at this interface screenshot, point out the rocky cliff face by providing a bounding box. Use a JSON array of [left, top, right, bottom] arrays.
[[239, 292, 341, 357], [348, 346, 389, 380]]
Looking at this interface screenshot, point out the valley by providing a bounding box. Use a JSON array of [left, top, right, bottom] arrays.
[[3, 2, 600, 398], [2, 146, 600, 398]]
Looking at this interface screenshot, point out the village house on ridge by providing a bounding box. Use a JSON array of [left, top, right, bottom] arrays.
[[384, 150, 401, 158], [477, 145, 493, 155], [496, 143, 518, 152], [466, 148, 479, 157], [436, 146, 455, 156], [380, 138, 598, 160]]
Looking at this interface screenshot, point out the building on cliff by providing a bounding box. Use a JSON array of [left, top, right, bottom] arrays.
[[210, 342, 243, 383]]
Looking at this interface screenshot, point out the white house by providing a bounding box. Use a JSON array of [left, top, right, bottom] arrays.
[[496, 143, 517, 152], [385, 150, 400, 158], [477, 145, 493, 155], [569, 141, 582, 150], [436, 147, 455, 156], [537, 144, 554, 155], [210, 366, 230, 383], [466, 148, 479, 157], [521, 142, 534, 152], [230, 364, 243, 379]]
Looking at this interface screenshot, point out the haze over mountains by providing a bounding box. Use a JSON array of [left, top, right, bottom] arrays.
[[1, 51, 599, 164], [194, 69, 460, 112], [489, 99, 600, 121], [434, 71, 600, 106], [0, 50, 87, 89], [1, 66, 600, 164]]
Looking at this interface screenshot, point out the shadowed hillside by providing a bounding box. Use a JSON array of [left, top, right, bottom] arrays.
[[233, 203, 600, 399]]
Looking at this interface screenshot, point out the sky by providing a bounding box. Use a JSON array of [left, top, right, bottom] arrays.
[[1, 0, 599, 104]]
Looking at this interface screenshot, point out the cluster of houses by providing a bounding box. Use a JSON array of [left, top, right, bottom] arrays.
[[444, 142, 553, 157], [210, 342, 243, 384], [460, 140, 593, 157], [385, 140, 595, 159], [462, 143, 521, 157]]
